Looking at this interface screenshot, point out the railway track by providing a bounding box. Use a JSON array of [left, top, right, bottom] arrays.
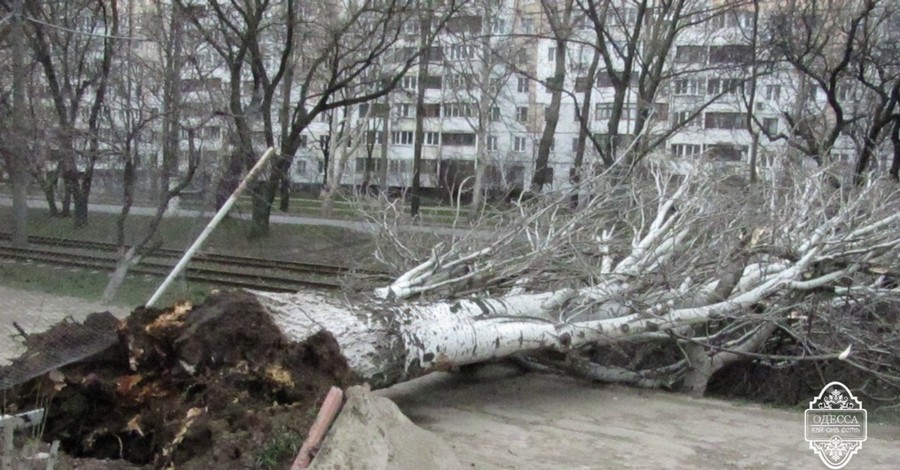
[[0, 233, 387, 292]]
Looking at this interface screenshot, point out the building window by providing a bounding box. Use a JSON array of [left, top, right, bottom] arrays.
[[389, 159, 412, 174], [706, 144, 746, 162], [547, 47, 556, 62], [709, 45, 752, 64], [319, 135, 330, 148], [490, 106, 501, 122], [401, 75, 417, 90], [443, 103, 474, 117], [765, 85, 781, 101], [707, 78, 743, 95], [396, 104, 414, 118], [704, 112, 746, 129], [674, 79, 702, 96], [572, 137, 579, 152], [596, 103, 613, 120], [404, 21, 419, 35], [516, 106, 528, 122], [448, 44, 475, 60], [391, 131, 414, 145], [675, 46, 706, 64], [425, 132, 440, 146], [763, 118, 778, 135], [672, 111, 699, 128], [446, 73, 470, 89], [671, 144, 702, 157], [514, 136, 527, 153], [487, 135, 498, 150], [442, 133, 476, 146], [521, 18, 534, 34], [517, 76, 529, 93], [423, 104, 441, 117], [202, 126, 221, 138], [491, 18, 506, 34]]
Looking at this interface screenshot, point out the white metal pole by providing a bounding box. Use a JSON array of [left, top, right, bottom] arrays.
[[146, 147, 277, 307]]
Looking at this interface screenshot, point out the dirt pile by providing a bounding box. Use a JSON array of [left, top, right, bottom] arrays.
[[3, 290, 358, 469]]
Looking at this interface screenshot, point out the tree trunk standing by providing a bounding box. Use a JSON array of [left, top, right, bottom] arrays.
[[216, 152, 244, 209], [279, 161, 292, 212], [9, 0, 29, 247], [32, 167, 59, 217], [160, 1, 183, 208], [278, 17, 297, 213], [72, 186, 91, 228], [379, 95, 390, 191], [410, 10, 432, 219], [890, 118, 899, 181], [117, 158, 136, 250], [571, 47, 601, 208], [854, 98, 897, 182], [532, 37, 566, 193], [746, 0, 762, 183], [469, 10, 494, 221], [469, 128, 487, 220]]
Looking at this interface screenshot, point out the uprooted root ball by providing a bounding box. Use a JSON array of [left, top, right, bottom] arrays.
[[4, 290, 358, 469]]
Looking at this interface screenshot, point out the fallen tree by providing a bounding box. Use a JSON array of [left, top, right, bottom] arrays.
[[241, 160, 900, 396], [3, 158, 899, 466]]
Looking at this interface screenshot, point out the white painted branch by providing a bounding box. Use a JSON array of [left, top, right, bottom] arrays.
[[147, 147, 276, 307]]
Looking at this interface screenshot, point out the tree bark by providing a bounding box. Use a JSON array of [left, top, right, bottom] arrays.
[[890, 117, 899, 181], [8, 0, 29, 247], [532, 36, 566, 193], [410, 11, 431, 218]]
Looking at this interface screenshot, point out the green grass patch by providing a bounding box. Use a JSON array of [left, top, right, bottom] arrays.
[[0, 262, 211, 307], [1, 206, 375, 267], [0, 204, 378, 304], [254, 425, 304, 470]]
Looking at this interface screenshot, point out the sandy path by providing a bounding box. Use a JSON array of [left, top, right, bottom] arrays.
[[381, 366, 900, 469]]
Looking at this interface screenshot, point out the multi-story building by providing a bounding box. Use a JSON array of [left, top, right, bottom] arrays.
[[12, 0, 890, 203]]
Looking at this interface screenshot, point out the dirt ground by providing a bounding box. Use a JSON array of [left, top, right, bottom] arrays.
[[2, 286, 898, 469], [381, 366, 900, 469]]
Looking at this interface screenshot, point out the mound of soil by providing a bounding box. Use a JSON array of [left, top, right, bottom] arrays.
[[3, 290, 358, 469]]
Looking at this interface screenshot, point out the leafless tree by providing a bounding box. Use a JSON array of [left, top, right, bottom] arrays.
[[24, 0, 119, 228], [183, 0, 466, 236], [763, 0, 898, 178]]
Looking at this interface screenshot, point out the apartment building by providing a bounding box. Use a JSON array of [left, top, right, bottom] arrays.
[[14, 0, 887, 202], [324, 0, 885, 197]]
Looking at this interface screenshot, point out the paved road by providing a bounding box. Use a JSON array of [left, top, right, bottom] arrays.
[[0, 195, 482, 238]]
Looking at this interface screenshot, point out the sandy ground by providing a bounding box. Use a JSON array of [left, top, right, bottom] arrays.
[[381, 366, 900, 469], [2, 286, 897, 469]]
